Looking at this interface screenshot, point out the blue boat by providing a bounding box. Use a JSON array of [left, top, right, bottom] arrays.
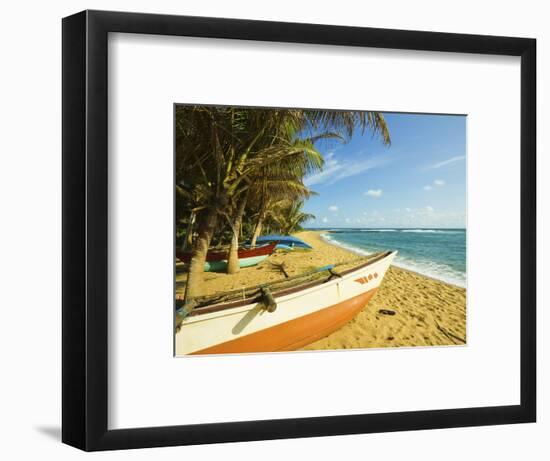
[[250, 235, 312, 250]]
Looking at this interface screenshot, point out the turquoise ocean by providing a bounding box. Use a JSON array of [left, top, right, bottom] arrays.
[[318, 228, 466, 288]]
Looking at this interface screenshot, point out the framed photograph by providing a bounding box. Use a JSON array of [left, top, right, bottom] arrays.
[[62, 10, 536, 451]]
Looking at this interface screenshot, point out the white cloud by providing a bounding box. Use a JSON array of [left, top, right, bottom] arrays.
[[425, 180, 445, 191], [426, 155, 465, 170], [328, 205, 339, 212], [426, 206, 434, 212], [322, 216, 329, 223], [405, 207, 411, 212], [305, 152, 389, 186], [365, 189, 383, 198]]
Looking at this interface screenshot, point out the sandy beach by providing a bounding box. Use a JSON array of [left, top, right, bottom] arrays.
[[176, 230, 467, 350]]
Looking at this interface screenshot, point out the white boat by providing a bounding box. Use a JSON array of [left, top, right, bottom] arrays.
[[175, 250, 397, 355]]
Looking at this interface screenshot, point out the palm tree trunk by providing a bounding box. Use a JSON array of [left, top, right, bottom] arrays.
[[226, 193, 249, 274], [184, 208, 218, 303], [250, 215, 263, 247], [181, 211, 196, 251]]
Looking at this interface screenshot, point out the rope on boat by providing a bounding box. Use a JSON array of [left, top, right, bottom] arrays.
[[260, 286, 277, 313], [181, 252, 384, 309]]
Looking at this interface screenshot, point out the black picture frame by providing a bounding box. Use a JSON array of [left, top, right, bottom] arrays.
[[62, 10, 536, 451]]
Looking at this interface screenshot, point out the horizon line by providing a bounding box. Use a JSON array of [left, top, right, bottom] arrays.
[[304, 226, 466, 230]]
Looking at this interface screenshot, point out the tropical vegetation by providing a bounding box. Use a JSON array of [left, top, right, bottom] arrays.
[[175, 106, 390, 311]]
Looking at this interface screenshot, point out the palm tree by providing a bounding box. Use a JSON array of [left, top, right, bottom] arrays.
[[266, 199, 316, 235], [176, 106, 270, 293], [215, 119, 326, 274], [224, 135, 325, 272], [176, 107, 322, 292], [247, 111, 390, 245], [249, 168, 317, 247]]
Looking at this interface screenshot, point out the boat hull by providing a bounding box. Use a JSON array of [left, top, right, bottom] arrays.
[[177, 242, 277, 272], [191, 288, 378, 354], [252, 235, 312, 250], [205, 254, 269, 272], [176, 251, 396, 355]]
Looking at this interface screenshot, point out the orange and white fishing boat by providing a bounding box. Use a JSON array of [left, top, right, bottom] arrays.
[[175, 250, 397, 355]]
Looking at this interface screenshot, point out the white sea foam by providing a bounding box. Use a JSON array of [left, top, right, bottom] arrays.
[[401, 229, 439, 233], [360, 229, 397, 232], [320, 232, 466, 288], [390, 257, 466, 288], [399, 229, 463, 234], [353, 228, 464, 234], [320, 233, 374, 257]]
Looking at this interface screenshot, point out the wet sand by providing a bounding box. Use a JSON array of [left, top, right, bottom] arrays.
[[176, 231, 466, 349]]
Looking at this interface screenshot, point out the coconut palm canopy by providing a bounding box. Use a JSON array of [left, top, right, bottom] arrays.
[[175, 105, 391, 307]]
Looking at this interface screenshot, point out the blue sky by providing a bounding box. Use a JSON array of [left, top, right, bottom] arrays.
[[303, 112, 466, 229]]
